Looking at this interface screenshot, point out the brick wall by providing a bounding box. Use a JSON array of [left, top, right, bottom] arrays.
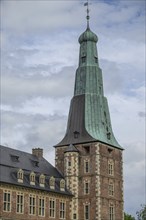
[[55, 141, 124, 220], [0, 184, 71, 220]]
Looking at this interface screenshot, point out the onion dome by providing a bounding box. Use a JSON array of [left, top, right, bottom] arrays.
[[78, 28, 98, 44]]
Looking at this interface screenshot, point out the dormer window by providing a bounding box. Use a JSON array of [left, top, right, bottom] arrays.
[[17, 169, 24, 183], [107, 132, 111, 140], [83, 145, 90, 154], [49, 176, 55, 190], [95, 56, 98, 63], [82, 56, 86, 63], [60, 179, 65, 191], [11, 154, 19, 162], [30, 172, 35, 185], [74, 131, 80, 139], [31, 159, 39, 167], [39, 174, 45, 187]]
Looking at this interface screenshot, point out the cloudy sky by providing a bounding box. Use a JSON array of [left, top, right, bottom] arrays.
[[1, 0, 145, 217]]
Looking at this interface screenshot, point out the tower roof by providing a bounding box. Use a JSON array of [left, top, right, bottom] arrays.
[[55, 5, 123, 150]]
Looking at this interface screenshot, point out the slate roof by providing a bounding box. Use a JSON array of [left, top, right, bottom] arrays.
[[0, 145, 72, 196]]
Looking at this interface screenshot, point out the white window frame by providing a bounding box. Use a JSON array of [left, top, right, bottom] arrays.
[[49, 198, 56, 218], [60, 179, 65, 191], [38, 197, 45, 217], [39, 174, 45, 187], [17, 169, 24, 183], [3, 190, 11, 212], [59, 200, 66, 219], [109, 181, 114, 196], [109, 203, 115, 220], [50, 176, 55, 189], [30, 172, 36, 185], [108, 160, 114, 176], [16, 192, 24, 214], [29, 194, 36, 215]]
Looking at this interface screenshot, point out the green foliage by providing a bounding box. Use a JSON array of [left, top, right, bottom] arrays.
[[136, 204, 146, 220], [124, 212, 135, 220]]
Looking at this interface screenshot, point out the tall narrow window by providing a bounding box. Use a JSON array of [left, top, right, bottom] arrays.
[[84, 204, 90, 220], [109, 181, 114, 196], [68, 160, 71, 167], [82, 56, 86, 63], [84, 181, 89, 195], [49, 198, 56, 218], [16, 192, 24, 214], [95, 56, 98, 63], [84, 160, 90, 173], [73, 213, 77, 219], [60, 201, 66, 219], [38, 197, 45, 217], [3, 190, 11, 212], [29, 194, 36, 215], [109, 203, 115, 220], [108, 160, 114, 176]]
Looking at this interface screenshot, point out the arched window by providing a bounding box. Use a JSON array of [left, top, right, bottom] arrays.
[[49, 176, 55, 190], [60, 179, 65, 191], [30, 172, 35, 185], [17, 169, 24, 183], [39, 174, 45, 187]]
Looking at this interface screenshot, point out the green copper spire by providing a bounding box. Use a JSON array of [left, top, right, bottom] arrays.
[[56, 6, 122, 149]]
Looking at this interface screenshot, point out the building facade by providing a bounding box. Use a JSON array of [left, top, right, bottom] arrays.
[[0, 12, 124, 220], [0, 146, 71, 220]]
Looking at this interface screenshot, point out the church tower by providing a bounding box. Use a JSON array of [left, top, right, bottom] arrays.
[[55, 4, 124, 220]]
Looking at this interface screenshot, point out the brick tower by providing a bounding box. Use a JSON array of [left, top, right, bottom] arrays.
[[55, 5, 124, 220]]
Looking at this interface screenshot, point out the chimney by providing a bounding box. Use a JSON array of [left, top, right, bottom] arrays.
[[32, 148, 43, 158]]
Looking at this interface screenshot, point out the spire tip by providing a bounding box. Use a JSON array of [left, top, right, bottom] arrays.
[[84, 0, 90, 29]]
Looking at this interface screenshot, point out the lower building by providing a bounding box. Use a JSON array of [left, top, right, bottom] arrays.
[[0, 145, 72, 220]]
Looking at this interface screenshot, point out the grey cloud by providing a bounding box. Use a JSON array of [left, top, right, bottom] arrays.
[[1, 110, 67, 149], [100, 59, 144, 95], [1, 1, 82, 33], [100, 59, 123, 94], [1, 65, 75, 105], [138, 111, 146, 118]]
